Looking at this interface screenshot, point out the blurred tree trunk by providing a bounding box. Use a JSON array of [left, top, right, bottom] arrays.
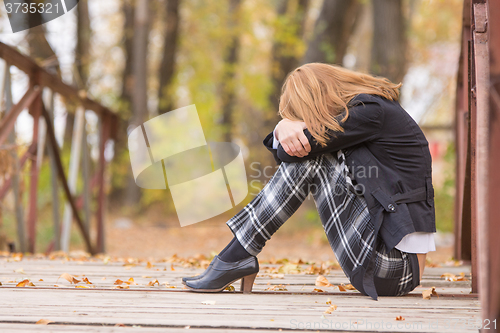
[[219, 0, 242, 142], [76, 0, 91, 88], [371, 0, 407, 83], [158, 0, 181, 115], [109, 0, 136, 205], [26, 12, 59, 70], [125, 0, 152, 205], [267, 0, 310, 127], [121, 0, 135, 109], [302, 0, 360, 65]]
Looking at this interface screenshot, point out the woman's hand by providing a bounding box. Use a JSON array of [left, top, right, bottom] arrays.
[[275, 119, 311, 157]]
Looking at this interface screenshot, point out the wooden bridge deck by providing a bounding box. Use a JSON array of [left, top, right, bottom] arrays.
[[0, 254, 480, 332]]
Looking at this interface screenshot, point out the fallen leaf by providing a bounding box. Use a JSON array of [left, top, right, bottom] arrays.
[[38, 279, 44, 282], [201, 300, 216, 305], [113, 285, 129, 289], [395, 316, 405, 321], [340, 283, 356, 290], [441, 272, 468, 281], [81, 277, 92, 284], [114, 323, 126, 327], [422, 287, 439, 300], [16, 279, 35, 287], [146, 262, 154, 269], [75, 285, 93, 289], [312, 288, 325, 292], [170, 263, 175, 271], [315, 275, 333, 287], [36, 319, 54, 325], [338, 285, 346, 292], [14, 268, 25, 274], [266, 284, 288, 291], [225, 285, 235, 291], [126, 277, 137, 285], [278, 263, 301, 274], [323, 304, 338, 314], [147, 279, 160, 286], [0, 282, 2, 286], [326, 298, 332, 305], [114, 279, 124, 285], [59, 273, 80, 284]]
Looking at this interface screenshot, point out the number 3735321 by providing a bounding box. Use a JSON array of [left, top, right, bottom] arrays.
[[5, 2, 61, 14]]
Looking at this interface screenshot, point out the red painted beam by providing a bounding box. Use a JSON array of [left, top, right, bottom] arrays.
[[0, 86, 41, 146]]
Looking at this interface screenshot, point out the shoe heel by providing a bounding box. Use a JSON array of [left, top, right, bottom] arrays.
[[240, 273, 257, 294]]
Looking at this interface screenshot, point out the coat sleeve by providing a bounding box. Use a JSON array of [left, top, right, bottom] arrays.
[[263, 132, 283, 164], [274, 97, 384, 163]]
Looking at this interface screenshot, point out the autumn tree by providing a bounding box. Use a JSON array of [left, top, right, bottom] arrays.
[[125, 0, 154, 205], [219, 0, 243, 142], [302, 0, 361, 65], [158, 0, 181, 115], [371, 0, 407, 83], [267, 0, 310, 126], [76, 0, 91, 88]]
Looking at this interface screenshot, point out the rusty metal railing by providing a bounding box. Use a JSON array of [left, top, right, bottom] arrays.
[[0, 41, 118, 255], [455, 0, 499, 327]]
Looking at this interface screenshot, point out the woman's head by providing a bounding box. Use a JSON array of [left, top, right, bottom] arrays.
[[278, 63, 401, 146]]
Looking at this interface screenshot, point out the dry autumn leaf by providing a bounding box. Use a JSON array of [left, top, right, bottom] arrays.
[[81, 277, 92, 284], [326, 298, 332, 305], [422, 287, 439, 300], [16, 279, 35, 287], [59, 273, 80, 284], [312, 288, 325, 292], [225, 285, 235, 291], [324, 304, 338, 314], [395, 316, 405, 321], [114, 279, 124, 285], [266, 284, 288, 291], [441, 272, 468, 281], [340, 283, 356, 291], [147, 279, 160, 286], [35, 319, 54, 325], [315, 275, 333, 287], [114, 285, 129, 289], [146, 262, 154, 269]]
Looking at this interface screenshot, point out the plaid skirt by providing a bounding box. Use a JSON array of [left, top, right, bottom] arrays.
[[227, 152, 420, 297]]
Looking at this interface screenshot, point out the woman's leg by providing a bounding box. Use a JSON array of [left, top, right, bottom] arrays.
[[226, 157, 318, 256]]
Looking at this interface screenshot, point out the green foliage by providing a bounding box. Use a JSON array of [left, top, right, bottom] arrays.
[[434, 142, 456, 233]]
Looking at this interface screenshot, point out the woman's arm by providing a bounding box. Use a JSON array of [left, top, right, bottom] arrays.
[[273, 100, 384, 162], [274, 119, 311, 157]]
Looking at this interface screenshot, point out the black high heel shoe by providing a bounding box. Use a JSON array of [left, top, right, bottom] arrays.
[[181, 256, 217, 284], [184, 256, 259, 293]]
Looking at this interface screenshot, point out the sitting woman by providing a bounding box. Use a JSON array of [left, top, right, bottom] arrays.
[[182, 63, 436, 300]]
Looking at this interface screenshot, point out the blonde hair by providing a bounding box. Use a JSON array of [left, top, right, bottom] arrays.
[[278, 63, 401, 146]]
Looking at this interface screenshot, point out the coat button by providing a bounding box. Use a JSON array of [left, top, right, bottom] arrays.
[[388, 204, 395, 212]]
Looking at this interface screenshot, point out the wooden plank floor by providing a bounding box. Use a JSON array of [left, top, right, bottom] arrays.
[[0, 254, 480, 332]]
